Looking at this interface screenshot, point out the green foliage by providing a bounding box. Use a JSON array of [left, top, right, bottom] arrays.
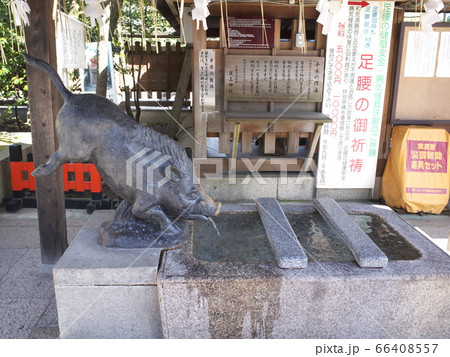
[[0, 2, 28, 108], [0, 0, 178, 127], [120, 0, 175, 44], [63, 1, 176, 47]]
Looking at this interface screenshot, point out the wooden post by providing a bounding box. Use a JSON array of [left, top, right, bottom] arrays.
[[25, 0, 68, 264], [167, 47, 192, 138], [219, 132, 231, 154], [301, 124, 323, 172], [287, 132, 299, 154], [241, 132, 253, 154], [264, 132, 276, 154], [230, 122, 241, 173], [315, 22, 327, 51]]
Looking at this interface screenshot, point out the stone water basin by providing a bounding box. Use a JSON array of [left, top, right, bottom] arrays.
[[193, 205, 421, 263], [158, 202, 450, 338]]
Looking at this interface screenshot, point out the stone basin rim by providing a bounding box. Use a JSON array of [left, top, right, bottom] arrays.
[[159, 202, 450, 283]]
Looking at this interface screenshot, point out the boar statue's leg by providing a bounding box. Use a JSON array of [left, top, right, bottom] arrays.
[[100, 199, 189, 248], [131, 201, 179, 233], [32, 150, 68, 177]]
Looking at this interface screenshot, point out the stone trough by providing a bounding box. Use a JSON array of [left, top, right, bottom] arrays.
[[54, 200, 450, 339]]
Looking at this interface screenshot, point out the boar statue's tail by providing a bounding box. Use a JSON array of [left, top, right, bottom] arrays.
[[23, 53, 73, 102]]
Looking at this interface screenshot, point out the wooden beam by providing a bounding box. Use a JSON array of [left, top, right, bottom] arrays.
[[219, 132, 231, 154], [274, 19, 281, 50], [264, 132, 276, 154], [315, 22, 327, 51], [167, 46, 192, 138], [287, 132, 299, 154], [291, 19, 299, 50], [241, 132, 253, 154], [25, 0, 68, 264], [230, 122, 241, 172], [301, 123, 323, 172], [375, 7, 405, 178], [208, 3, 320, 19], [380, 7, 405, 161]]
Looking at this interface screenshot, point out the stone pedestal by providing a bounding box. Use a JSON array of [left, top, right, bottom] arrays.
[[53, 211, 163, 338]]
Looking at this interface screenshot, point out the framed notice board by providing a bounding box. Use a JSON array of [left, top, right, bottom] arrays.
[[391, 23, 450, 125]]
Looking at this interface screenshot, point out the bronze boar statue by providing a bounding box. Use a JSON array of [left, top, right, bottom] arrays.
[[24, 54, 220, 248]]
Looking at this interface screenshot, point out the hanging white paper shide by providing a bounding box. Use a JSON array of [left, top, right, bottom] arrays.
[[10, 0, 31, 26], [56, 11, 86, 69]]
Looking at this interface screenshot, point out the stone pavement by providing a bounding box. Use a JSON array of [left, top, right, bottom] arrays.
[[0, 205, 448, 339], [0, 208, 89, 339]]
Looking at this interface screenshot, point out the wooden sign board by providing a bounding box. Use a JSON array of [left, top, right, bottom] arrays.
[[224, 55, 324, 102], [391, 23, 450, 124], [225, 17, 274, 49], [199, 49, 215, 112]]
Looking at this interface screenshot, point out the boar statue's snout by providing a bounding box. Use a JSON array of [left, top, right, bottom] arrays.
[[182, 188, 221, 222], [212, 201, 221, 217]]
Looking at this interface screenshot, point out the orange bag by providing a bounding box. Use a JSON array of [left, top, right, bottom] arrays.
[[381, 126, 449, 214]]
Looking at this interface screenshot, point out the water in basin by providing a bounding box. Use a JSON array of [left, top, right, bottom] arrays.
[[193, 212, 421, 263], [286, 213, 421, 262], [193, 213, 276, 263]]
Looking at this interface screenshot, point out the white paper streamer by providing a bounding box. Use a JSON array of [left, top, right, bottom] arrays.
[[316, 0, 343, 35], [192, 0, 211, 31], [10, 0, 31, 26], [424, 0, 444, 13], [422, 0, 444, 33], [85, 0, 106, 28], [56, 11, 87, 69]]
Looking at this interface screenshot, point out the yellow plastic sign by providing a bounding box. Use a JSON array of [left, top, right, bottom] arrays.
[[381, 126, 449, 214]]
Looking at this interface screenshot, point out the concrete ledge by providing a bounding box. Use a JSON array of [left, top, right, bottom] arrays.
[[256, 198, 308, 268], [277, 174, 315, 201], [200, 174, 383, 203], [314, 198, 388, 268], [201, 175, 278, 202]]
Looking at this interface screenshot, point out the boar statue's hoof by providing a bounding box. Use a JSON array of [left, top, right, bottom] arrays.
[[99, 200, 190, 249]]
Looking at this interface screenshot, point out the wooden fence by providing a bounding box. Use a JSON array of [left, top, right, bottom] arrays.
[[125, 41, 192, 100]]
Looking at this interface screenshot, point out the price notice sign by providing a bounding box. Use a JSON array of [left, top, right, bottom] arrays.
[[317, 2, 394, 188]]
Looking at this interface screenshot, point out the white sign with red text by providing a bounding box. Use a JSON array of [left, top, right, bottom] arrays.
[[317, 2, 394, 188]]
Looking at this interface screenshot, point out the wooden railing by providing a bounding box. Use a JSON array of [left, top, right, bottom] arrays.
[[125, 41, 192, 100]]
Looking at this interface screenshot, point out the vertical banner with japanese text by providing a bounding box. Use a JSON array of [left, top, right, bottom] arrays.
[[56, 11, 86, 69], [317, 2, 394, 188], [199, 50, 216, 113]]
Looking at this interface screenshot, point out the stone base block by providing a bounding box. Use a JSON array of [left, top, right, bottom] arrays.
[[56, 285, 161, 338], [53, 211, 163, 339]]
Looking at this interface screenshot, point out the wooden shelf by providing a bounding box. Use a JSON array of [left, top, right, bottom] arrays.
[[226, 111, 332, 122]]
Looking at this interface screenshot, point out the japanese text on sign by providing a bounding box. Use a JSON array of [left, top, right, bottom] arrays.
[[226, 17, 275, 49], [224, 55, 324, 102], [406, 140, 447, 173], [318, 2, 394, 189], [199, 49, 216, 113]]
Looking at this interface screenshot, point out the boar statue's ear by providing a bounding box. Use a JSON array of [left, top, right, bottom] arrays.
[[164, 165, 183, 182]]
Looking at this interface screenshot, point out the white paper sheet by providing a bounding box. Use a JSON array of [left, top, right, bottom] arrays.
[[436, 32, 450, 77], [404, 31, 439, 77]]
